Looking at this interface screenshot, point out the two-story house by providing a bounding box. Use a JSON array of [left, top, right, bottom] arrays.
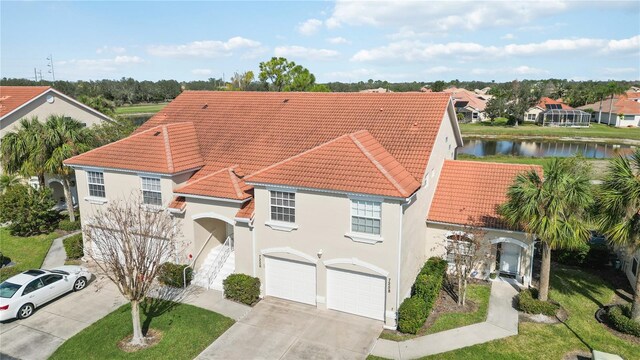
[[65, 91, 537, 329]]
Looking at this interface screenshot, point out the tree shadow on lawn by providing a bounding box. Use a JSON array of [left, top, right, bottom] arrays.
[[140, 285, 194, 334], [551, 266, 610, 309]]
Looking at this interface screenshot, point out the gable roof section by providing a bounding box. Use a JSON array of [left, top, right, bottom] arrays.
[[536, 97, 572, 110], [245, 130, 420, 198], [136, 91, 452, 184], [428, 160, 543, 230], [578, 96, 640, 115], [235, 196, 255, 220], [174, 165, 251, 201], [0, 86, 51, 118], [65, 122, 204, 174]]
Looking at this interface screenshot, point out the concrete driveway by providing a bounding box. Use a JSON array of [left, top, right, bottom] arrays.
[[197, 298, 382, 360], [0, 278, 126, 360]]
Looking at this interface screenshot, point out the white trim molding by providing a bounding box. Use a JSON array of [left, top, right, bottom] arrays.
[[489, 237, 529, 250], [192, 212, 236, 225], [344, 232, 383, 244], [261, 247, 318, 264], [84, 196, 107, 205], [323, 257, 389, 277], [265, 221, 299, 232]]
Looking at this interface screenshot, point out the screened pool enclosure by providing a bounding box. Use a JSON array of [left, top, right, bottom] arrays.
[[538, 109, 591, 127]]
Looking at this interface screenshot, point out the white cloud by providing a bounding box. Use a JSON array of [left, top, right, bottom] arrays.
[[501, 33, 516, 40], [113, 55, 144, 64], [191, 68, 213, 76], [297, 18, 323, 36], [602, 67, 638, 75], [274, 45, 339, 60], [351, 40, 498, 62], [148, 37, 262, 58], [471, 66, 549, 76], [96, 45, 126, 54], [327, 36, 350, 44], [424, 66, 455, 74], [327, 0, 570, 31], [55, 56, 145, 78], [604, 35, 640, 52]]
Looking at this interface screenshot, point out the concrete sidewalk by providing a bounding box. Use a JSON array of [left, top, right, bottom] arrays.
[[41, 231, 81, 269], [148, 286, 251, 321], [370, 280, 520, 359]]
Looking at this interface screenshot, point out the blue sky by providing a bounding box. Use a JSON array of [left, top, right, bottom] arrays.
[[1, 1, 639, 83]]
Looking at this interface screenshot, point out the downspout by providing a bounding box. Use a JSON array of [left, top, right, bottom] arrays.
[[394, 195, 414, 328], [528, 240, 536, 287], [250, 216, 256, 277]]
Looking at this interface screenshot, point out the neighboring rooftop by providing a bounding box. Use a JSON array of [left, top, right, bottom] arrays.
[[578, 96, 640, 115], [0, 86, 51, 118], [428, 160, 543, 230], [536, 97, 572, 110]]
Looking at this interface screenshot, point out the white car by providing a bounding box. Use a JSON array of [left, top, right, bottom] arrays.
[[0, 266, 91, 321]]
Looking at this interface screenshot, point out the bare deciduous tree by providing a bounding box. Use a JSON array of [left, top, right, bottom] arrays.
[[84, 195, 184, 346], [444, 220, 490, 306]]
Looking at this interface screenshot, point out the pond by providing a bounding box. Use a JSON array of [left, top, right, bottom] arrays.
[[459, 139, 635, 159]]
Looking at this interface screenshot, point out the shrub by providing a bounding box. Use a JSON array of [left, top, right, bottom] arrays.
[[492, 117, 509, 126], [0, 184, 58, 236], [223, 274, 260, 305], [607, 304, 640, 337], [59, 219, 81, 231], [584, 244, 609, 269], [553, 242, 590, 266], [157, 262, 192, 288], [420, 256, 448, 276], [397, 296, 428, 334], [63, 234, 84, 259], [517, 288, 559, 316]]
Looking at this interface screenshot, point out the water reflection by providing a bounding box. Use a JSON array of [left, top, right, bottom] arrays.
[[460, 139, 635, 159]]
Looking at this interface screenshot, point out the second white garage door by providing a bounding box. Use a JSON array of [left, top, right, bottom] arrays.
[[265, 256, 316, 305], [326, 268, 386, 320]]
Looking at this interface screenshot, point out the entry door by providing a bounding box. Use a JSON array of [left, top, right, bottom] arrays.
[[326, 268, 386, 320], [265, 257, 316, 305], [500, 243, 520, 274]]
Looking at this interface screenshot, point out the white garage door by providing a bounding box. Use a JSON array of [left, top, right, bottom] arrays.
[[327, 268, 386, 320], [265, 257, 316, 305]]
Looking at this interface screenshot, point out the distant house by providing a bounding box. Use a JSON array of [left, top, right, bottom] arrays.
[[443, 87, 491, 123], [359, 88, 393, 93], [524, 97, 590, 127], [578, 92, 640, 127], [0, 86, 113, 208]]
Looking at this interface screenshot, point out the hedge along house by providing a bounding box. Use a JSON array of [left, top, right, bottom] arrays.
[[65, 91, 539, 329], [0, 86, 113, 208]]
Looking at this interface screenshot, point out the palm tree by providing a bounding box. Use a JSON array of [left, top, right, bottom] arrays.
[[0, 174, 20, 193], [43, 115, 95, 222], [0, 117, 48, 186], [500, 158, 593, 301], [597, 150, 640, 321]]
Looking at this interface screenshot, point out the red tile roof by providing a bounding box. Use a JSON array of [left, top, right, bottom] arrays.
[[245, 130, 420, 198], [443, 87, 488, 111], [578, 96, 640, 115], [174, 166, 251, 200], [428, 160, 543, 230], [537, 97, 572, 110], [235, 196, 255, 220], [168, 196, 187, 211], [65, 122, 204, 174], [0, 86, 51, 118]]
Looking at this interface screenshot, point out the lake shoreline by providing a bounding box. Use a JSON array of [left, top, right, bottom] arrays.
[[462, 134, 640, 146]]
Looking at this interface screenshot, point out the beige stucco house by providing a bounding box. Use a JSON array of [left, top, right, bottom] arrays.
[[65, 91, 539, 329], [0, 86, 113, 206]]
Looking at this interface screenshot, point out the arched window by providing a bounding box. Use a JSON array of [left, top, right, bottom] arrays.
[[445, 232, 473, 264]]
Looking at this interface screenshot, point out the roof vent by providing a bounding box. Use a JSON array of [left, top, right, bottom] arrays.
[[202, 103, 208, 109], [379, 108, 383, 111], [153, 131, 161, 136], [283, 99, 289, 103]]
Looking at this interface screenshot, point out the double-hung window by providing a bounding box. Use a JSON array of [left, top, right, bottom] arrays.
[[87, 171, 105, 198], [270, 191, 295, 223], [141, 177, 162, 206], [351, 200, 381, 236]]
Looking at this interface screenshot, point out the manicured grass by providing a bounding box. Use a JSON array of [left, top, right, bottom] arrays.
[[115, 103, 168, 115], [380, 284, 491, 341], [50, 300, 234, 360], [412, 267, 640, 359], [459, 123, 640, 141], [0, 228, 58, 281]]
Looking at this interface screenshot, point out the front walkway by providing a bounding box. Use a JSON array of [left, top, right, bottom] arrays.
[[41, 231, 81, 269], [196, 297, 382, 360], [370, 280, 519, 359], [148, 285, 251, 321]]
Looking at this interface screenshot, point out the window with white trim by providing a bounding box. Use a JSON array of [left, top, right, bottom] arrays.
[[445, 233, 473, 264], [270, 191, 295, 223], [87, 171, 105, 198], [141, 177, 162, 206], [351, 200, 381, 235]]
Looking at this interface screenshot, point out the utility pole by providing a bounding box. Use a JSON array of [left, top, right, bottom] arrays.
[[38, 70, 43, 82], [34, 68, 38, 82], [46, 54, 56, 84]]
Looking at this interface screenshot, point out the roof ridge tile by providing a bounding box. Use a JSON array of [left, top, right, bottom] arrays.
[[162, 125, 175, 173]]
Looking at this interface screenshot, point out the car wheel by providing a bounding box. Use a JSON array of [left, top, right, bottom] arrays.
[[18, 303, 34, 319], [73, 277, 87, 291]]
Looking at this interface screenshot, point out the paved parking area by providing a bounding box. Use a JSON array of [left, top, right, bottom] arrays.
[[0, 278, 126, 360], [197, 298, 383, 360]]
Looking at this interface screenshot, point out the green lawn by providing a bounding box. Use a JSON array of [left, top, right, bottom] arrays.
[[459, 123, 640, 141], [380, 284, 491, 341], [412, 267, 640, 359], [0, 228, 59, 281], [50, 300, 234, 360], [115, 103, 168, 115]]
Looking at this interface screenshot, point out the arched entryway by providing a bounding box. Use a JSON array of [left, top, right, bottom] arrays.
[[49, 181, 65, 207], [490, 237, 532, 286], [191, 213, 235, 290]]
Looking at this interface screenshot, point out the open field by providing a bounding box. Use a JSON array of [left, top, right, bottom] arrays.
[[459, 123, 640, 142], [115, 103, 168, 115]]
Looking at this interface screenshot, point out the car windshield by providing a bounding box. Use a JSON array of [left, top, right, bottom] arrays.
[[0, 282, 21, 298], [49, 270, 69, 275]]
